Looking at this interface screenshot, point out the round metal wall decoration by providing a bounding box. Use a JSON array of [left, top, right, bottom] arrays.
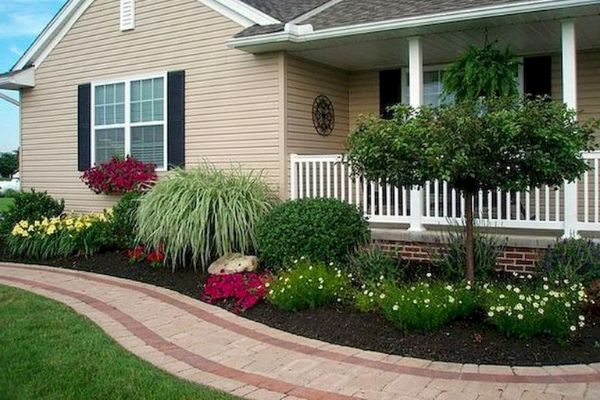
[[312, 95, 335, 136]]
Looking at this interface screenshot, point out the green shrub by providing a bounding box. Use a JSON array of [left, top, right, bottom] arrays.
[[3, 189, 18, 198], [538, 239, 600, 284], [5, 212, 113, 259], [379, 281, 477, 331], [137, 165, 277, 270], [349, 246, 403, 284], [433, 227, 502, 282], [256, 198, 370, 268], [482, 280, 588, 341], [0, 190, 64, 237], [267, 259, 353, 312], [354, 280, 386, 313], [111, 192, 143, 249]]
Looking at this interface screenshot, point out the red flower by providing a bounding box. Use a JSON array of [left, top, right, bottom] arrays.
[[81, 156, 157, 195], [127, 245, 146, 263], [201, 272, 273, 313]]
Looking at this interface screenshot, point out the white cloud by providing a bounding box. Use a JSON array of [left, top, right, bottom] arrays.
[[9, 46, 23, 57], [0, 12, 54, 38]]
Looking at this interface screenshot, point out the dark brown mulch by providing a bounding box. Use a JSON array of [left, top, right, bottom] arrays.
[[2, 251, 599, 366]]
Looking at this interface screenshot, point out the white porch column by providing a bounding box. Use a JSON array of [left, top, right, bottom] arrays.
[[562, 20, 579, 238], [408, 36, 425, 232]]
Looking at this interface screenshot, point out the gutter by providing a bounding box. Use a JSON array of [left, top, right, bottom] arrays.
[[228, 0, 600, 49]]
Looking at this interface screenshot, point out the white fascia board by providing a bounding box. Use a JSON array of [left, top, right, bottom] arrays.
[[229, 0, 600, 48], [0, 68, 36, 90], [13, 0, 94, 71], [199, 0, 280, 27]]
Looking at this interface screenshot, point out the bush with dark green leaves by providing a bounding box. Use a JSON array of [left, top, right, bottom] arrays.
[[111, 192, 143, 249], [538, 239, 600, 284], [256, 198, 370, 268], [0, 190, 64, 237]]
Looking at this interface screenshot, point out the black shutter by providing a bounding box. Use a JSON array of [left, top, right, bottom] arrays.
[[77, 83, 91, 171], [167, 70, 185, 169], [379, 69, 402, 119], [524, 56, 552, 98]]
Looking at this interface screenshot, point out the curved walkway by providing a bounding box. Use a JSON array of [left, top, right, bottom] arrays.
[[0, 262, 599, 400]]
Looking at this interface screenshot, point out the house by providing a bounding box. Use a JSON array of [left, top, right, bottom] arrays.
[[2, 0, 600, 270]]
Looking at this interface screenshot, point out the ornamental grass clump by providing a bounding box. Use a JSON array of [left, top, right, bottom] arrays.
[[6, 211, 113, 259], [378, 280, 478, 331], [136, 164, 277, 270], [267, 259, 353, 312], [482, 279, 588, 341]]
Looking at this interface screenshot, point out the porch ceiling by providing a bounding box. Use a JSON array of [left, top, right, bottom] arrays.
[[287, 10, 600, 71]]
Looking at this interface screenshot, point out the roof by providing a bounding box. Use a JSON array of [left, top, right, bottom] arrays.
[[240, 0, 332, 22], [234, 0, 600, 38]]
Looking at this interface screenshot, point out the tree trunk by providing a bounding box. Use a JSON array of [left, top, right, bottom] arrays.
[[465, 191, 475, 283]]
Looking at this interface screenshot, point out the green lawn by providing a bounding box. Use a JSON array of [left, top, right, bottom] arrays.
[[0, 198, 14, 212], [0, 285, 238, 400]]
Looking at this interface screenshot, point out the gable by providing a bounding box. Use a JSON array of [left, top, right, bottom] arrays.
[[11, 0, 280, 73]]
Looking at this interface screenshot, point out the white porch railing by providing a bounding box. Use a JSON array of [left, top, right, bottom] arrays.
[[290, 152, 600, 236]]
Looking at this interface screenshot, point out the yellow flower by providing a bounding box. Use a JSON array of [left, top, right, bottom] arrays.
[[46, 225, 57, 235], [19, 220, 29, 229]]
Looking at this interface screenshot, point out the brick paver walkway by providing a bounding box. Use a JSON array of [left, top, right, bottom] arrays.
[[1, 262, 599, 400]]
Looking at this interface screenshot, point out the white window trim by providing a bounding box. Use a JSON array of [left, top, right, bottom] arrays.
[[91, 72, 168, 171], [400, 61, 525, 105]]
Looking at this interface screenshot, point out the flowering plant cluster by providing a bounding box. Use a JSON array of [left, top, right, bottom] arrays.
[[202, 272, 272, 313], [482, 277, 589, 340], [266, 258, 353, 312], [377, 279, 478, 330], [11, 212, 110, 238], [6, 210, 113, 259], [127, 244, 166, 268], [81, 156, 157, 195]]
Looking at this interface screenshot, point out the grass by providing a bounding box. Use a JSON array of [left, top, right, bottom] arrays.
[[0, 197, 14, 212], [0, 285, 238, 400]]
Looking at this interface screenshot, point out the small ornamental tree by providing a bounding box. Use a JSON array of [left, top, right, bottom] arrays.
[[81, 156, 157, 195], [347, 44, 597, 282]]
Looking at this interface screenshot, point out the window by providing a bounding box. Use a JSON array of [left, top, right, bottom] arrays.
[[92, 74, 167, 170], [401, 67, 454, 107]]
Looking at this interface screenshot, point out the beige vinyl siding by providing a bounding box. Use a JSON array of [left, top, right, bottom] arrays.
[[20, 0, 282, 212], [349, 71, 379, 131], [286, 56, 350, 155]]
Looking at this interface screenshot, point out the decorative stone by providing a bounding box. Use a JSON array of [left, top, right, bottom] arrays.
[[208, 253, 258, 275]]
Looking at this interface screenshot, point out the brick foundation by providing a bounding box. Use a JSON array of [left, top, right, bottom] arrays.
[[376, 239, 545, 274]]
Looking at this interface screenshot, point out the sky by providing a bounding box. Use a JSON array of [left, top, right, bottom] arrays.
[[0, 0, 65, 153]]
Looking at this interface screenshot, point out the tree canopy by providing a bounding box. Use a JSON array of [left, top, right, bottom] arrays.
[[0, 151, 18, 179]]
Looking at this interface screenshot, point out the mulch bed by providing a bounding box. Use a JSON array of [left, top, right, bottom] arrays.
[[2, 251, 599, 367]]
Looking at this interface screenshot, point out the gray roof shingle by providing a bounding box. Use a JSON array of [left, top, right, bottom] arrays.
[[240, 0, 332, 22], [302, 0, 527, 30], [236, 0, 532, 38]]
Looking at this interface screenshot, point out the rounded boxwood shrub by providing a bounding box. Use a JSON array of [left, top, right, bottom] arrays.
[[256, 198, 370, 268]]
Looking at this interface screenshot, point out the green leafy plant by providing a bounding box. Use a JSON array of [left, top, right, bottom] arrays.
[[0, 190, 64, 237], [538, 239, 600, 284], [349, 245, 403, 284], [433, 227, 503, 282], [378, 281, 477, 331], [111, 192, 143, 249], [482, 279, 588, 341], [5, 211, 113, 259], [136, 164, 277, 270], [442, 42, 520, 102], [266, 259, 353, 312], [256, 198, 370, 269]]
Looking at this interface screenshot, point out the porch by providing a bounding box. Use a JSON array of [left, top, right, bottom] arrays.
[[279, 7, 600, 243]]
